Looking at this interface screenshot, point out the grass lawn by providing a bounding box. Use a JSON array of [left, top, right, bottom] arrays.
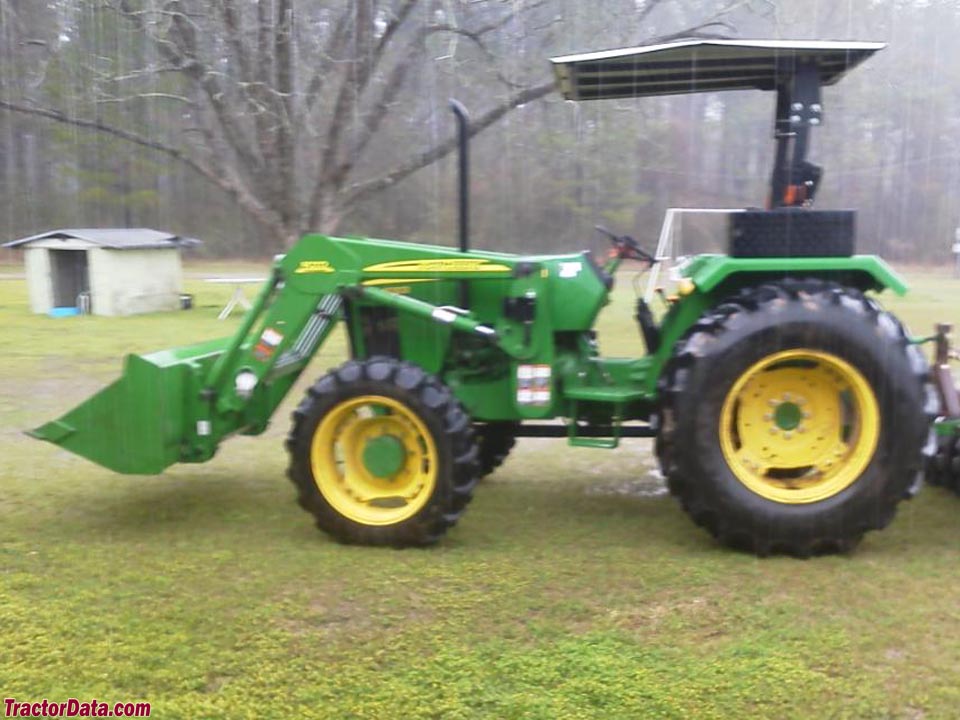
[[2, 260, 960, 719]]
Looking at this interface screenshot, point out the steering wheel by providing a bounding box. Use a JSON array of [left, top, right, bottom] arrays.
[[594, 225, 656, 264]]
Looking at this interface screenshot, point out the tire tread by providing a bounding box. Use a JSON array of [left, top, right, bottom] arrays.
[[656, 278, 933, 556], [287, 358, 479, 546]]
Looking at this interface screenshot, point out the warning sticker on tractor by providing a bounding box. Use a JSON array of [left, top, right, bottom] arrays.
[[253, 327, 284, 361], [517, 364, 551, 405], [261, 328, 283, 346]]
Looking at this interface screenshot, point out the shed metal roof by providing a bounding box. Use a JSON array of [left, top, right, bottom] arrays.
[[551, 39, 885, 101], [2, 228, 201, 250]]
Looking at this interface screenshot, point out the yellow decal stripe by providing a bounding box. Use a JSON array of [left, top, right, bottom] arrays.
[[361, 278, 439, 287], [362, 259, 511, 273]]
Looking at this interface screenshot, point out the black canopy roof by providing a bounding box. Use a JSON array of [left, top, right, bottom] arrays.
[[551, 39, 885, 101]]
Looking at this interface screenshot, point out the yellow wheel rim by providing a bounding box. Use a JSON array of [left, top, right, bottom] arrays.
[[311, 395, 438, 525], [719, 349, 880, 504]]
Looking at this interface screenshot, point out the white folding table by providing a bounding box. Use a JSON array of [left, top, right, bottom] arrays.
[[204, 277, 266, 320]]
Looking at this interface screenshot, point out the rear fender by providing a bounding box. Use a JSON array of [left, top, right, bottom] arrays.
[[645, 254, 908, 395], [681, 253, 908, 298]]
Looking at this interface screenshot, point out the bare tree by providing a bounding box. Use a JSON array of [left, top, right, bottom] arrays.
[[0, 0, 742, 249], [1, 0, 568, 246]]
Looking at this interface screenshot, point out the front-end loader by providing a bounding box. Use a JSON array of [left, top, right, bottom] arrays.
[[30, 40, 955, 556]]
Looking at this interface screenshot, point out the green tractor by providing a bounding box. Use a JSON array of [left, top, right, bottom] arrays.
[[30, 39, 959, 556]]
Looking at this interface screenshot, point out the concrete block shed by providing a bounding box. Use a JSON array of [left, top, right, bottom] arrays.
[[2, 228, 199, 316]]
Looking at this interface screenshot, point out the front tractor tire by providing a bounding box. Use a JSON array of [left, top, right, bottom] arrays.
[[287, 358, 480, 546], [658, 279, 932, 557], [475, 422, 520, 478]]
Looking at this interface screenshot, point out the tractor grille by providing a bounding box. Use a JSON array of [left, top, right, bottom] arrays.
[[359, 305, 401, 358]]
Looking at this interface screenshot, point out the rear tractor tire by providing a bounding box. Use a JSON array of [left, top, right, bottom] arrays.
[[287, 357, 480, 546], [657, 279, 933, 557]]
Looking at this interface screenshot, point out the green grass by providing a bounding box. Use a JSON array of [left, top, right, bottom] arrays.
[[2, 261, 960, 718]]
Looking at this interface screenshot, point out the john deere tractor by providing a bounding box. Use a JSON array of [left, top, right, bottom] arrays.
[[31, 40, 958, 556]]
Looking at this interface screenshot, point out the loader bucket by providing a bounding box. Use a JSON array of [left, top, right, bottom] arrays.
[[28, 337, 229, 475]]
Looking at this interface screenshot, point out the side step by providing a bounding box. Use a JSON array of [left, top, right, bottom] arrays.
[[515, 422, 655, 449], [514, 424, 655, 438]]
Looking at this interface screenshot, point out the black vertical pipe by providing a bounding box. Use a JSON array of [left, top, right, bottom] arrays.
[[769, 84, 792, 208], [449, 99, 470, 308], [769, 62, 820, 208]]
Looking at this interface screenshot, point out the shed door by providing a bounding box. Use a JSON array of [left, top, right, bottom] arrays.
[[50, 249, 90, 307]]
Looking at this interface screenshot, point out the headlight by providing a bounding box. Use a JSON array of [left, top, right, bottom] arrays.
[[235, 370, 258, 399]]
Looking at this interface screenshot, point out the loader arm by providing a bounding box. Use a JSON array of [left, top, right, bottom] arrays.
[[29, 234, 527, 475]]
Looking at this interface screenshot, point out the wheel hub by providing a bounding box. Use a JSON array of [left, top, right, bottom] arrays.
[[309, 395, 438, 525], [719, 349, 880, 504], [361, 434, 407, 478], [773, 399, 803, 432]]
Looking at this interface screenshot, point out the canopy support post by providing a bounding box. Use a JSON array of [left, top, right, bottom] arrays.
[[769, 60, 823, 208]]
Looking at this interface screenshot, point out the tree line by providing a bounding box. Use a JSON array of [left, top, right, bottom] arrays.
[[1, 0, 959, 264]]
